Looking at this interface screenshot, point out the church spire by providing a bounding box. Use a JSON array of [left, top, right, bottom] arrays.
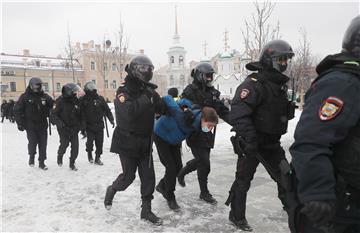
[[223, 28, 230, 51], [173, 5, 180, 45]]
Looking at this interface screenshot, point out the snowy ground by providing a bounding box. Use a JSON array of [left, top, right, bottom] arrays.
[[1, 111, 300, 232]]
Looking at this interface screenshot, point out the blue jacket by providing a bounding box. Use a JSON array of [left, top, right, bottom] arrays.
[[154, 95, 201, 145]]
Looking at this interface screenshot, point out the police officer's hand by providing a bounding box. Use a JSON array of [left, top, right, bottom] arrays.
[[17, 125, 25, 131], [184, 108, 195, 126], [301, 200, 336, 226]]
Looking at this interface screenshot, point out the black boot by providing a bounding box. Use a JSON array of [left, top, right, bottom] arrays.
[[229, 211, 253, 231], [57, 155, 63, 167], [94, 154, 103, 166], [104, 185, 116, 210], [177, 167, 187, 187], [87, 152, 94, 163], [39, 160, 48, 170], [29, 155, 35, 167], [140, 200, 162, 226], [167, 198, 180, 212], [155, 181, 167, 200], [200, 192, 217, 205], [69, 160, 78, 171]]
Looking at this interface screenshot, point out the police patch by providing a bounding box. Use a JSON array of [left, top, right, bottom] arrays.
[[318, 96, 344, 121], [117, 93, 126, 103], [240, 89, 250, 99]]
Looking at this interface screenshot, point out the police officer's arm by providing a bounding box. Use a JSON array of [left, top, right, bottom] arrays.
[[151, 90, 167, 115], [115, 87, 150, 117], [13, 94, 26, 127], [45, 94, 54, 116], [290, 74, 360, 203], [229, 80, 260, 142], [79, 98, 87, 131], [100, 96, 114, 123], [51, 98, 66, 128], [212, 90, 230, 124]]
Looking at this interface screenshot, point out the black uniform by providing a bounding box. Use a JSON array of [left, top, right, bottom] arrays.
[[80, 92, 114, 161], [1, 101, 8, 122], [13, 87, 54, 165], [290, 54, 360, 233], [180, 82, 229, 197], [228, 62, 294, 225], [7, 100, 15, 123], [109, 76, 166, 200], [52, 95, 82, 166]]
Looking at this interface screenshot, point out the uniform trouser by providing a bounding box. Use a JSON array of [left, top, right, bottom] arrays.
[[26, 129, 48, 161], [86, 129, 104, 156], [153, 134, 182, 200], [57, 131, 79, 162], [112, 153, 155, 201], [230, 144, 287, 220], [182, 146, 211, 194], [298, 214, 360, 233]]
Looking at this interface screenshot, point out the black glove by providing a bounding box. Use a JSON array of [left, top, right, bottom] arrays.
[[17, 125, 25, 131], [184, 109, 195, 126], [301, 200, 336, 226]]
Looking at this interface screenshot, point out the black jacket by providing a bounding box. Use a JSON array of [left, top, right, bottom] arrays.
[[51, 95, 82, 135], [229, 62, 291, 144], [13, 88, 54, 130], [110, 75, 166, 157], [181, 82, 230, 148], [80, 92, 114, 132], [290, 53, 360, 205]]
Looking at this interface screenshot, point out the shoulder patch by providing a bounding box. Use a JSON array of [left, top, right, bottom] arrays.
[[117, 93, 127, 103], [318, 96, 344, 121], [240, 89, 250, 99]]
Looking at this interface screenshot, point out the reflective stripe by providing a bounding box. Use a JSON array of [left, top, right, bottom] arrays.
[[344, 61, 360, 66]]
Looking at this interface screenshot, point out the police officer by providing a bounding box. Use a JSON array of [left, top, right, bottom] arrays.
[[177, 62, 230, 205], [1, 100, 8, 123], [13, 77, 54, 169], [227, 40, 295, 231], [104, 55, 166, 225], [290, 16, 360, 233], [52, 83, 83, 171], [80, 81, 114, 165]]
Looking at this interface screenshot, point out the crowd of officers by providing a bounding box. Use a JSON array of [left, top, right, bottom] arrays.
[[7, 16, 360, 232]]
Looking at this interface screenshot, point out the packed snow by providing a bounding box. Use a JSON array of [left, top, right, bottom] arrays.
[[1, 110, 301, 232]]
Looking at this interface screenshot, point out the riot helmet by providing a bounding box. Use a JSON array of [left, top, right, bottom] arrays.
[[84, 81, 97, 94], [62, 83, 82, 98], [125, 55, 154, 83], [342, 16, 360, 58], [191, 62, 215, 87], [259, 40, 294, 73], [28, 77, 43, 93]]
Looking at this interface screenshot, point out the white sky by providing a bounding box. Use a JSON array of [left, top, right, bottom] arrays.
[[2, 1, 360, 68]]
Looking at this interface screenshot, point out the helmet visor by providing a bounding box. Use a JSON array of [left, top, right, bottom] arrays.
[[135, 64, 154, 73]]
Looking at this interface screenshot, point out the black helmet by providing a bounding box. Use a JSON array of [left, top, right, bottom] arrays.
[[84, 81, 97, 94], [168, 87, 179, 98], [125, 55, 154, 83], [342, 16, 360, 58], [191, 62, 215, 87], [62, 83, 82, 98], [260, 40, 294, 73], [28, 77, 43, 93]]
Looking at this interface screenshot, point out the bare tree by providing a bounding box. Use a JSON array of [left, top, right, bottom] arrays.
[[94, 38, 113, 96], [64, 22, 77, 83], [241, 0, 281, 60], [288, 28, 318, 106]]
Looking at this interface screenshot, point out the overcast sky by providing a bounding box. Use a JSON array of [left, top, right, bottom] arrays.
[[2, 1, 359, 68]]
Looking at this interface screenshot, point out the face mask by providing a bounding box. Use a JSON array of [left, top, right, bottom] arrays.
[[201, 125, 210, 133]]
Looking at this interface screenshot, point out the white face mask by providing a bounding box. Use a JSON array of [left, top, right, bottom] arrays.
[[201, 125, 210, 133]]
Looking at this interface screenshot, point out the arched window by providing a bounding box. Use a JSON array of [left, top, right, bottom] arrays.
[[170, 56, 174, 64], [179, 56, 184, 64]]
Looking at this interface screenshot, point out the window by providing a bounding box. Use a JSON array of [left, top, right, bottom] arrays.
[[90, 61, 95, 70], [179, 56, 184, 64], [112, 80, 117, 89], [65, 62, 70, 69], [56, 82, 61, 92], [230, 87, 232, 94], [103, 62, 108, 72], [169, 75, 174, 86], [92, 80, 96, 84], [10, 82, 16, 91], [35, 61, 40, 67], [112, 63, 117, 71], [180, 75, 185, 86], [105, 80, 109, 89], [170, 56, 174, 64], [43, 82, 49, 92]]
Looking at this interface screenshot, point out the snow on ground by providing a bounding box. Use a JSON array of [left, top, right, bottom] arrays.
[[1, 110, 301, 232]]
